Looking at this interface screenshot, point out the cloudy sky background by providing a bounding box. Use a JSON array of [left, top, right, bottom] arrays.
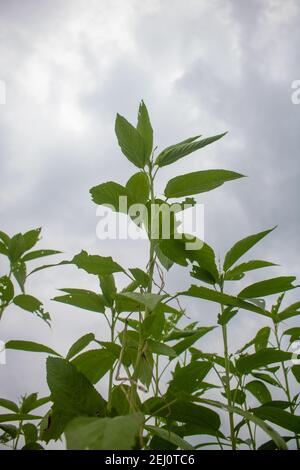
[[1, 0, 300, 448]]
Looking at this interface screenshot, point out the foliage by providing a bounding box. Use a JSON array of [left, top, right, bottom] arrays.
[[1, 101, 299, 451]]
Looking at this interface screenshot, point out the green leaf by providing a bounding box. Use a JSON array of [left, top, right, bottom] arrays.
[[145, 425, 194, 450], [155, 133, 226, 168], [126, 172, 150, 205], [238, 327, 271, 354], [252, 406, 300, 433], [277, 301, 300, 322], [72, 250, 124, 276], [0, 242, 8, 255], [66, 333, 95, 360], [196, 397, 287, 450], [164, 169, 244, 198], [22, 228, 42, 251], [292, 365, 300, 384], [53, 289, 105, 313], [0, 230, 10, 247], [99, 274, 116, 307], [65, 414, 144, 450], [283, 327, 300, 342], [0, 414, 41, 424], [8, 233, 26, 262], [221, 389, 246, 405], [168, 362, 212, 396], [6, 340, 60, 356], [217, 306, 238, 325], [0, 276, 14, 305], [251, 372, 280, 387], [182, 285, 269, 317], [225, 260, 277, 281], [245, 381, 272, 404], [223, 227, 275, 271], [120, 292, 166, 312], [137, 100, 153, 162], [148, 340, 176, 358], [89, 181, 128, 212], [0, 398, 19, 413], [22, 249, 61, 262], [239, 276, 297, 299], [13, 294, 42, 312], [46, 358, 106, 418], [11, 260, 26, 292], [236, 349, 292, 374], [22, 423, 38, 445], [115, 113, 146, 168], [72, 349, 116, 384], [172, 327, 215, 355], [129, 268, 149, 288]]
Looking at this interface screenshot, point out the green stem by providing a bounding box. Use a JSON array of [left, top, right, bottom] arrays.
[[107, 308, 116, 411], [221, 322, 236, 450]]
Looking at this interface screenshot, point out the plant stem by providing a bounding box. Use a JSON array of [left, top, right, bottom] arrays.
[[221, 322, 236, 450], [107, 308, 116, 411]]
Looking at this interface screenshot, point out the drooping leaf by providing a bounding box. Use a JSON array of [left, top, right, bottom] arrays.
[[115, 113, 146, 168], [291, 365, 300, 384], [53, 289, 105, 314], [239, 276, 297, 299], [164, 169, 244, 198], [0, 398, 19, 413], [6, 340, 60, 356], [223, 227, 276, 271], [65, 414, 144, 450], [155, 133, 226, 168], [252, 406, 300, 434]]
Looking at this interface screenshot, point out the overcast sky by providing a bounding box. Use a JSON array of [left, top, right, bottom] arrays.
[[1, 0, 300, 448]]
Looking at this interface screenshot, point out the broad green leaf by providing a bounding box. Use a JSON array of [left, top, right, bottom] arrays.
[[145, 399, 220, 433], [182, 285, 269, 317], [0, 424, 17, 438], [137, 100, 153, 161], [89, 181, 128, 213], [283, 327, 300, 342], [245, 381, 272, 404], [0, 398, 19, 413], [126, 172, 150, 205], [0, 241, 8, 255], [120, 292, 166, 311], [221, 389, 246, 405], [13, 294, 42, 312], [168, 362, 212, 396], [0, 230, 10, 246], [8, 233, 26, 262], [115, 113, 146, 168], [252, 406, 300, 433], [6, 340, 60, 356], [155, 133, 226, 168], [164, 169, 244, 198], [225, 260, 276, 281], [66, 333, 95, 360], [46, 358, 106, 417], [22, 249, 61, 262], [99, 274, 116, 307], [72, 349, 116, 384], [236, 349, 292, 374], [155, 244, 174, 271], [72, 250, 123, 276], [251, 372, 280, 387], [53, 289, 105, 313], [22, 423, 38, 445], [239, 276, 297, 299], [0, 276, 14, 305], [65, 414, 144, 450], [145, 425, 194, 450], [223, 227, 275, 271], [277, 301, 300, 322]]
